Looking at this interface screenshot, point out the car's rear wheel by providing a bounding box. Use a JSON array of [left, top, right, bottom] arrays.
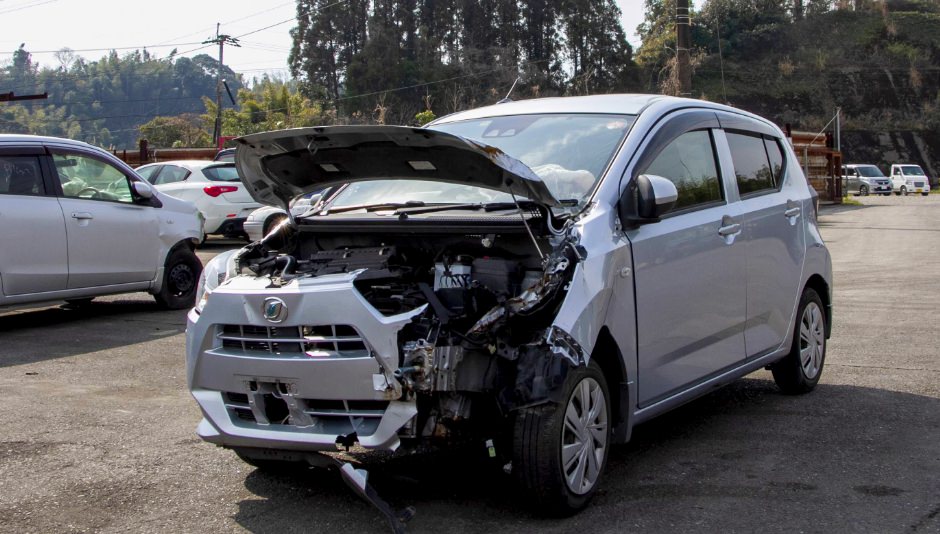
[[153, 247, 202, 310], [772, 287, 826, 394], [901, 186, 908, 196], [858, 185, 868, 196], [513, 360, 610, 515]]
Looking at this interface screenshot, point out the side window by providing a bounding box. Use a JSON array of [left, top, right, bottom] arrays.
[[642, 129, 723, 210], [726, 131, 776, 196], [136, 165, 161, 184], [52, 153, 134, 203], [0, 156, 45, 196], [154, 165, 190, 185], [765, 138, 785, 183]]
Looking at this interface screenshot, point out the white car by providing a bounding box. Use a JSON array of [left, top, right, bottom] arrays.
[[243, 192, 324, 242], [889, 164, 931, 196], [0, 135, 203, 310], [136, 160, 261, 239]]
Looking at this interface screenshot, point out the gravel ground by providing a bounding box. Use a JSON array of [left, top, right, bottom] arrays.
[[0, 198, 938, 533]]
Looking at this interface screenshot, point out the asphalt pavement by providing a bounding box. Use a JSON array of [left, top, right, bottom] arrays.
[[0, 196, 938, 533]]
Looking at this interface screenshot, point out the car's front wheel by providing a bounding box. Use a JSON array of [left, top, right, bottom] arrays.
[[901, 185, 908, 196], [153, 247, 202, 310], [513, 360, 611, 515], [922, 192, 930, 196], [858, 185, 868, 196], [772, 287, 826, 394]]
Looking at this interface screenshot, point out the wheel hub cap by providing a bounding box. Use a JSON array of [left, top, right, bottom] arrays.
[[799, 302, 825, 379], [561, 376, 608, 495]]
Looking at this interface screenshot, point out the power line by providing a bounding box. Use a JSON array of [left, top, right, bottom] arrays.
[[0, 41, 205, 55], [0, 0, 61, 15]]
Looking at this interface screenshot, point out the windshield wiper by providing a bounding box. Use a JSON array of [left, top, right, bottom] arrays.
[[393, 199, 580, 216], [318, 200, 426, 215]]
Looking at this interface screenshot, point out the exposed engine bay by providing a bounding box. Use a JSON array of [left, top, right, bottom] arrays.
[[231, 212, 585, 442]]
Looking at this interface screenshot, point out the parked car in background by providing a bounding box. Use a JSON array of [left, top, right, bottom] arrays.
[[0, 135, 203, 310], [242, 191, 324, 242], [136, 160, 261, 240], [890, 164, 931, 196], [843, 164, 892, 196], [187, 95, 832, 514], [214, 148, 235, 163]]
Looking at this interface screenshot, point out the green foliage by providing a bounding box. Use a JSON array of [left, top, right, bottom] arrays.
[[290, 0, 640, 124], [414, 109, 436, 125], [0, 46, 240, 147]]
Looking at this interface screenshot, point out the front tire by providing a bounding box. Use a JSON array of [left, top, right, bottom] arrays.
[[153, 247, 202, 310], [901, 185, 908, 196], [858, 185, 868, 196], [772, 288, 827, 394], [922, 192, 929, 196], [512, 360, 611, 515]]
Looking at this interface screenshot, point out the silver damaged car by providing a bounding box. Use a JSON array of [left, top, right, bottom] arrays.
[[186, 95, 833, 514]]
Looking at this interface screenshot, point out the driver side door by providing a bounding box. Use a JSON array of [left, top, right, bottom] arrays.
[[48, 148, 160, 289]]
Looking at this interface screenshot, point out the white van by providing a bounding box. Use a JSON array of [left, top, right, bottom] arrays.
[[890, 164, 931, 196]]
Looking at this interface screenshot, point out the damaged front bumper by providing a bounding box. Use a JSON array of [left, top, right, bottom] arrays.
[[186, 271, 425, 452]]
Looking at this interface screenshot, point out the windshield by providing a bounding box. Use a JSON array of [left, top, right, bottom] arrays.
[[901, 165, 925, 176], [433, 113, 633, 202], [856, 166, 885, 178]]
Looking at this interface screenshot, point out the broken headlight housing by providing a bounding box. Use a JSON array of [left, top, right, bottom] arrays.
[[194, 248, 241, 313]]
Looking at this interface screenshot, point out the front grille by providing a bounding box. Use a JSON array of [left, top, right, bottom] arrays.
[[218, 324, 368, 357], [222, 391, 388, 436], [915, 181, 925, 188]]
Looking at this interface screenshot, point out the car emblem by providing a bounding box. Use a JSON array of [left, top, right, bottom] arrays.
[[262, 297, 287, 323]]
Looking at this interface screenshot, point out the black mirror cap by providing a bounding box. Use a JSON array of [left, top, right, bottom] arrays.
[[618, 174, 679, 228]]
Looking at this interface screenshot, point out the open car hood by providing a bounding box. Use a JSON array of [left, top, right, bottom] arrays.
[[234, 126, 561, 210]]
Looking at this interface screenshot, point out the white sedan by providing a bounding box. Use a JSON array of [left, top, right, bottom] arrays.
[[136, 160, 261, 239]]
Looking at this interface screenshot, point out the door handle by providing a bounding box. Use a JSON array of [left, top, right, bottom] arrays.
[[718, 223, 741, 236], [785, 200, 801, 226], [71, 212, 94, 220], [718, 215, 742, 245]]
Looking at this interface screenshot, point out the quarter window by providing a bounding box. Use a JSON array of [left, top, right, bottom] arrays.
[[726, 131, 777, 195], [642, 129, 723, 210], [52, 153, 135, 203], [0, 156, 45, 196]]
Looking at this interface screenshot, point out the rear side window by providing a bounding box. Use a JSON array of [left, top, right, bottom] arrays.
[[642, 129, 723, 210], [154, 165, 189, 185], [136, 165, 161, 183], [726, 131, 778, 196], [0, 156, 45, 196], [202, 165, 240, 182]]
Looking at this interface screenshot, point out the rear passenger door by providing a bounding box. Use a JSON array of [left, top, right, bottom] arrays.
[[626, 110, 748, 407], [0, 147, 68, 296], [716, 113, 806, 357]]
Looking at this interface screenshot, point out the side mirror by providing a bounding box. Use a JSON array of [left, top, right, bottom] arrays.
[[133, 181, 154, 199], [618, 174, 678, 228]]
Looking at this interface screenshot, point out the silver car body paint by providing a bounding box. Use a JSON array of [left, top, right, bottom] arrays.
[[187, 95, 832, 453], [0, 135, 202, 307]]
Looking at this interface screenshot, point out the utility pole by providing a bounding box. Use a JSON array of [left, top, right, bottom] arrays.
[[203, 24, 240, 146], [676, 0, 692, 97]]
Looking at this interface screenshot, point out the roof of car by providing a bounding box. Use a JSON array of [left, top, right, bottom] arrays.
[[138, 160, 234, 169], [0, 133, 102, 149], [429, 94, 761, 125]]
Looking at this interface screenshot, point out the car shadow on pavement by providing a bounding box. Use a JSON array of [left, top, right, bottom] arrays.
[[231, 377, 940, 533], [0, 297, 186, 367]]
